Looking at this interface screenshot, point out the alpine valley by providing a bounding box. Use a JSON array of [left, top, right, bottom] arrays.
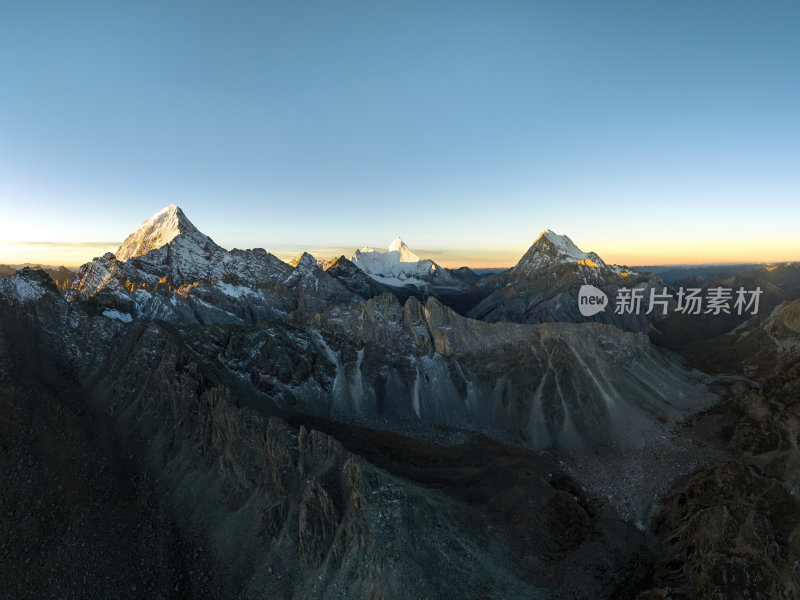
[[2, 205, 800, 599]]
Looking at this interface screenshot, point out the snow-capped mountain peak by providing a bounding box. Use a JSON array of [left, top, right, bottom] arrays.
[[115, 204, 207, 262], [535, 230, 590, 262], [351, 238, 459, 289], [71, 205, 294, 301], [387, 237, 421, 263], [513, 229, 629, 275]]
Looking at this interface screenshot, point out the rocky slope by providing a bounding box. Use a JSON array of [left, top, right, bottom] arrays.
[[61, 248, 721, 515], [7, 207, 796, 598], [745, 262, 800, 296], [320, 255, 391, 299], [2, 269, 794, 597], [680, 298, 800, 376], [301, 294, 713, 450], [649, 273, 788, 351], [1, 268, 657, 598], [637, 299, 800, 597]]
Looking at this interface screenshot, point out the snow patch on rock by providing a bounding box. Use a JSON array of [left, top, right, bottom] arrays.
[[102, 309, 133, 322], [0, 275, 46, 304]]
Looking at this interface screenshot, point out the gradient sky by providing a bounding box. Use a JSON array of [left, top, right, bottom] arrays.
[[1, 1, 798, 268]]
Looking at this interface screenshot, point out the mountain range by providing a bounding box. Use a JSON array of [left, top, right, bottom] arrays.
[[2, 205, 800, 598], [52, 205, 659, 331]]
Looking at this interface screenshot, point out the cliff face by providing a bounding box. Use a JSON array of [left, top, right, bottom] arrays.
[[0, 269, 656, 598], [637, 301, 800, 598], [94, 290, 715, 524], [8, 267, 800, 598]]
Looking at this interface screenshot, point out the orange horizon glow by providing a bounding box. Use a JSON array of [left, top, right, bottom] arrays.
[[1, 241, 798, 271]]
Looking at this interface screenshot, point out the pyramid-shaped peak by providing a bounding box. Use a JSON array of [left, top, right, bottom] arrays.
[[387, 237, 420, 263], [151, 204, 196, 228], [289, 251, 319, 270], [158, 203, 179, 214], [533, 230, 587, 259], [115, 205, 204, 262], [512, 229, 608, 276]]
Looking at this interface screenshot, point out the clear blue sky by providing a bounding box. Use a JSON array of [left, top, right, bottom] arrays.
[[1, 0, 798, 267]]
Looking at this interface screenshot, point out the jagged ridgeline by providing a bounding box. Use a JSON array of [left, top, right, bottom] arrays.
[[4, 205, 798, 597], [58, 206, 715, 451]]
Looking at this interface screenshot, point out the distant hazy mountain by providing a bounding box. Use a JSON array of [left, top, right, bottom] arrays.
[[634, 263, 768, 282], [318, 254, 391, 298], [650, 263, 800, 351], [0, 263, 74, 289], [744, 262, 800, 295], [351, 237, 463, 289], [649, 273, 788, 350]]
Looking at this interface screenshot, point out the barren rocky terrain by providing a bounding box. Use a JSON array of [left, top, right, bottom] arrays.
[[2, 213, 799, 598]]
